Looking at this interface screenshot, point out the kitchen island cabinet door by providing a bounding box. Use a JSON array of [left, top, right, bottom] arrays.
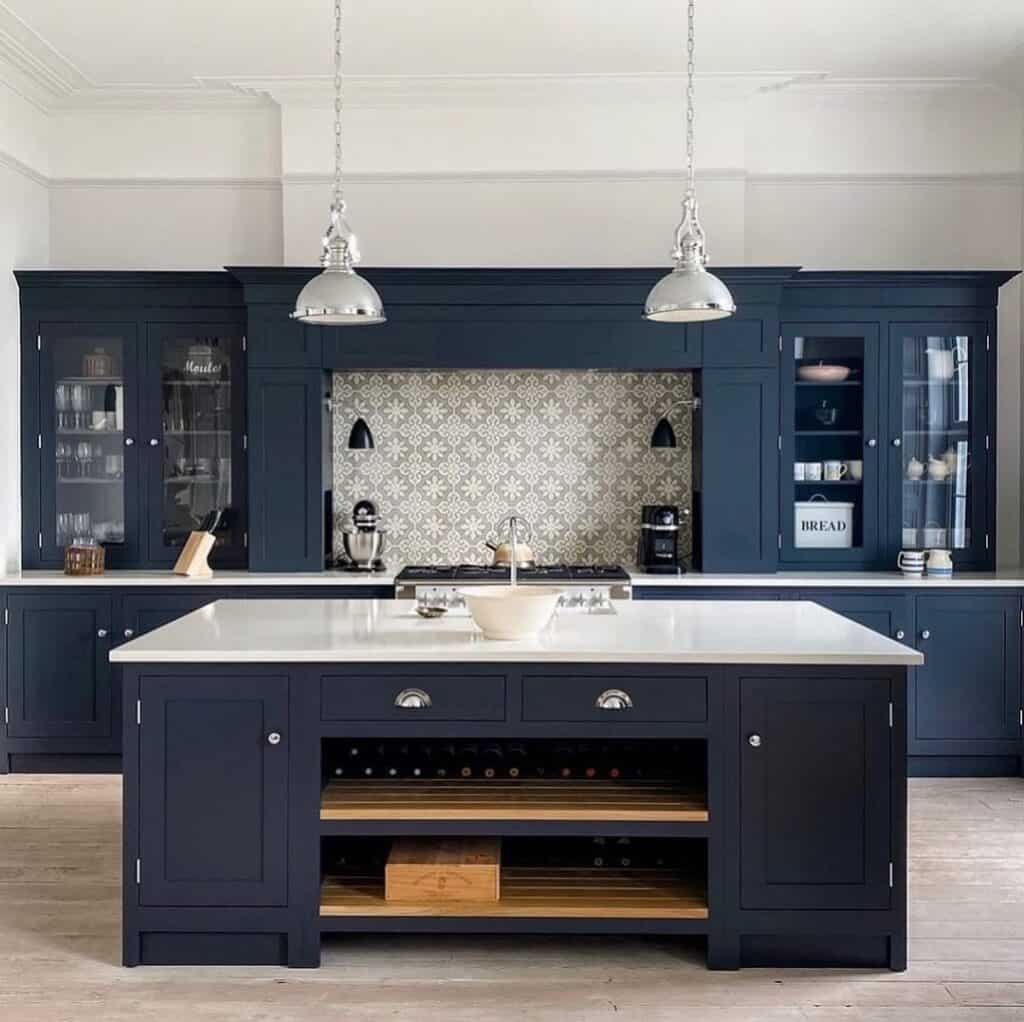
[[740, 675, 892, 910], [138, 674, 289, 907], [7, 593, 116, 740], [911, 595, 1020, 756]]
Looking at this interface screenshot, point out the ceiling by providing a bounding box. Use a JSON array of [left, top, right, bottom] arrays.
[[3, 0, 1023, 96]]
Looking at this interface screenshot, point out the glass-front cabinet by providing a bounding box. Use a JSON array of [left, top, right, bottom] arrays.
[[30, 320, 245, 568], [145, 325, 245, 564], [886, 323, 988, 565], [781, 324, 881, 565], [39, 324, 141, 565]]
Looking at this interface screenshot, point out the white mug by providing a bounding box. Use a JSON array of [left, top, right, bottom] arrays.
[[794, 462, 806, 482], [804, 462, 823, 481], [897, 550, 926, 576], [846, 460, 863, 481], [824, 460, 848, 482]]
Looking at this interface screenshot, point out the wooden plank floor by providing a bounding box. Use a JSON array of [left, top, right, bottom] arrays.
[[2, 774, 1024, 1021]]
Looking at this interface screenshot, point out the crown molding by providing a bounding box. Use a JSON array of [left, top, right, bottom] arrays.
[[55, 82, 277, 112], [48, 175, 282, 191], [0, 146, 47, 187], [0, 5, 85, 107], [747, 171, 1024, 187]]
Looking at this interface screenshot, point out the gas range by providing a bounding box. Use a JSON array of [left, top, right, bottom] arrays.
[[395, 563, 632, 612]]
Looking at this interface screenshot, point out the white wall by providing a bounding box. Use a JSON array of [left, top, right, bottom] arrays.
[[4, 77, 1024, 567], [0, 81, 50, 571]]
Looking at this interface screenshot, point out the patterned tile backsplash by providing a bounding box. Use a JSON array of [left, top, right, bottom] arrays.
[[331, 370, 693, 567]]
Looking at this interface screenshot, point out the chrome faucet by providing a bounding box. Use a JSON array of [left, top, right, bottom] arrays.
[[509, 515, 519, 588]]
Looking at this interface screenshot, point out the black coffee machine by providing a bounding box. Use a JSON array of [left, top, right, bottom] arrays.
[[637, 505, 684, 574]]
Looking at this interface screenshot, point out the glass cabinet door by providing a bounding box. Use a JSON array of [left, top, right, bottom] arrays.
[[38, 324, 140, 565], [889, 324, 988, 563], [781, 324, 880, 563], [145, 326, 245, 565]]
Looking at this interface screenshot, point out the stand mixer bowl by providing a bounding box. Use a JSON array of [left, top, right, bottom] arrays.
[[341, 526, 386, 569]]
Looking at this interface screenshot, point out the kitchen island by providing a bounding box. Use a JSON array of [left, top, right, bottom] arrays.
[[112, 598, 921, 970]]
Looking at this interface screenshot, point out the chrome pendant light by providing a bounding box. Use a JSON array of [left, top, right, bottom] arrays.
[[292, 0, 384, 326], [644, 0, 735, 324]]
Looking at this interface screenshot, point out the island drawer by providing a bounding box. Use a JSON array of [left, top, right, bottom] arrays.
[[521, 674, 708, 723], [320, 673, 507, 722]]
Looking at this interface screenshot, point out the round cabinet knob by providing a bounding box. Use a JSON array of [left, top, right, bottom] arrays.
[[892, 438, 902, 448], [148, 438, 160, 447], [867, 438, 878, 448], [595, 689, 633, 711], [123, 628, 134, 639], [124, 437, 135, 447], [895, 629, 905, 640], [747, 733, 763, 748], [96, 628, 108, 638], [394, 688, 432, 709], [920, 629, 930, 640], [267, 732, 283, 746]]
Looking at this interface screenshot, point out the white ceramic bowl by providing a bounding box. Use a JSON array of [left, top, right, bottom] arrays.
[[460, 586, 563, 640], [797, 363, 851, 383]]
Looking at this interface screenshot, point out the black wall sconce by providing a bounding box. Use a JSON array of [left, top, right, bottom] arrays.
[[347, 416, 375, 450], [649, 398, 701, 449]]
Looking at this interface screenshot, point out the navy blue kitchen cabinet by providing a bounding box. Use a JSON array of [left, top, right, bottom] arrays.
[[911, 594, 1021, 765], [797, 591, 911, 642], [738, 673, 895, 912], [17, 272, 247, 569], [136, 672, 289, 907], [700, 369, 779, 572], [6, 592, 118, 746], [247, 369, 327, 571]]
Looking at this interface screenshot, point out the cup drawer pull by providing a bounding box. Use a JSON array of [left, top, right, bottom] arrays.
[[394, 688, 432, 709], [595, 688, 633, 711]]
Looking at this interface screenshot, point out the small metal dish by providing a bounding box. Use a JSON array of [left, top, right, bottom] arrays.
[[415, 605, 447, 619]]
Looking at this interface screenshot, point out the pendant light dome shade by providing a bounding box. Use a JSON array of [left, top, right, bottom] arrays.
[[293, 265, 385, 326], [644, 0, 735, 325], [644, 264, 735, 323]]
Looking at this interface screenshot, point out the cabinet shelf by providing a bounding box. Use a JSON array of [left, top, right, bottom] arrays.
[[794, 380, 863, 388], [902, 429, 968, 437], [56, 429, 123, 436], [320, 779, 708, 823], [320, 866, 708, 919], [57, 477, 122, 485], [794, 479, 862, 487]]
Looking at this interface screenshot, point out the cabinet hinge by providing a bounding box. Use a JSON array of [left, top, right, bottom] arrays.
[[37, 532, 42, 551], [1019, 707, 1022, 728], [889, 861, 894, 888], [888, 701, 893, 728], [1019, 608, 1022, 629], [135, 858, 141, 885], [242, 433, 248, 451], [243, 531, 248, 548], [36, 334, 41, 351], [778, 334, 783, 353], [985, 534, 990, 551], [3, 706, 8, 726], [3, 608, 7, 627], [777, 532, 782, 550], [136, 700, 142, 726], [986, 434, 990, 451], [242, 334, 247, 352], [986, 334, 991, 352], [777, 434, 782, 453], [36, 433, 41, 451]]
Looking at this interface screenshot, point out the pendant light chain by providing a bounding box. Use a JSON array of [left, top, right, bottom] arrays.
[[685, 0, 696, 202], [332, 0, 344, 217]]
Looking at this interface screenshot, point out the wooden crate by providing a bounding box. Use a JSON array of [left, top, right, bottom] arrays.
[[385, 837, 500, 903]]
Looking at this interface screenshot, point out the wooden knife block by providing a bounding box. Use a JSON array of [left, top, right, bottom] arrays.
[[173, 531, 215, 578]]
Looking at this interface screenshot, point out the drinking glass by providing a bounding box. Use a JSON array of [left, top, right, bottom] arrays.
[[70, 384, 87, 429], [55, 384, 70, 430], [56, 512, 73, 547], [72, 512, 91, 545], [75, 440, 93, 478]]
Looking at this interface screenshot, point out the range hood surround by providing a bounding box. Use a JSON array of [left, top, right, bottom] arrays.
[[331, 369, 694, 567]]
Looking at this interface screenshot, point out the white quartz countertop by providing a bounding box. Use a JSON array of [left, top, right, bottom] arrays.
[[0, 570, 395, 587], [4, 567, 1024, 589], [627, 569, 1024, 588], [110, 598, 923, 666]]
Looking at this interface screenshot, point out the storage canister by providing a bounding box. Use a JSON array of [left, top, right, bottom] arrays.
[[794, 494, 854, 549]]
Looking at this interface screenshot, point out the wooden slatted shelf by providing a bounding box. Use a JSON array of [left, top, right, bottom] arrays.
[[321, 867, 708, 919], [320, 779, 708, 823]]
